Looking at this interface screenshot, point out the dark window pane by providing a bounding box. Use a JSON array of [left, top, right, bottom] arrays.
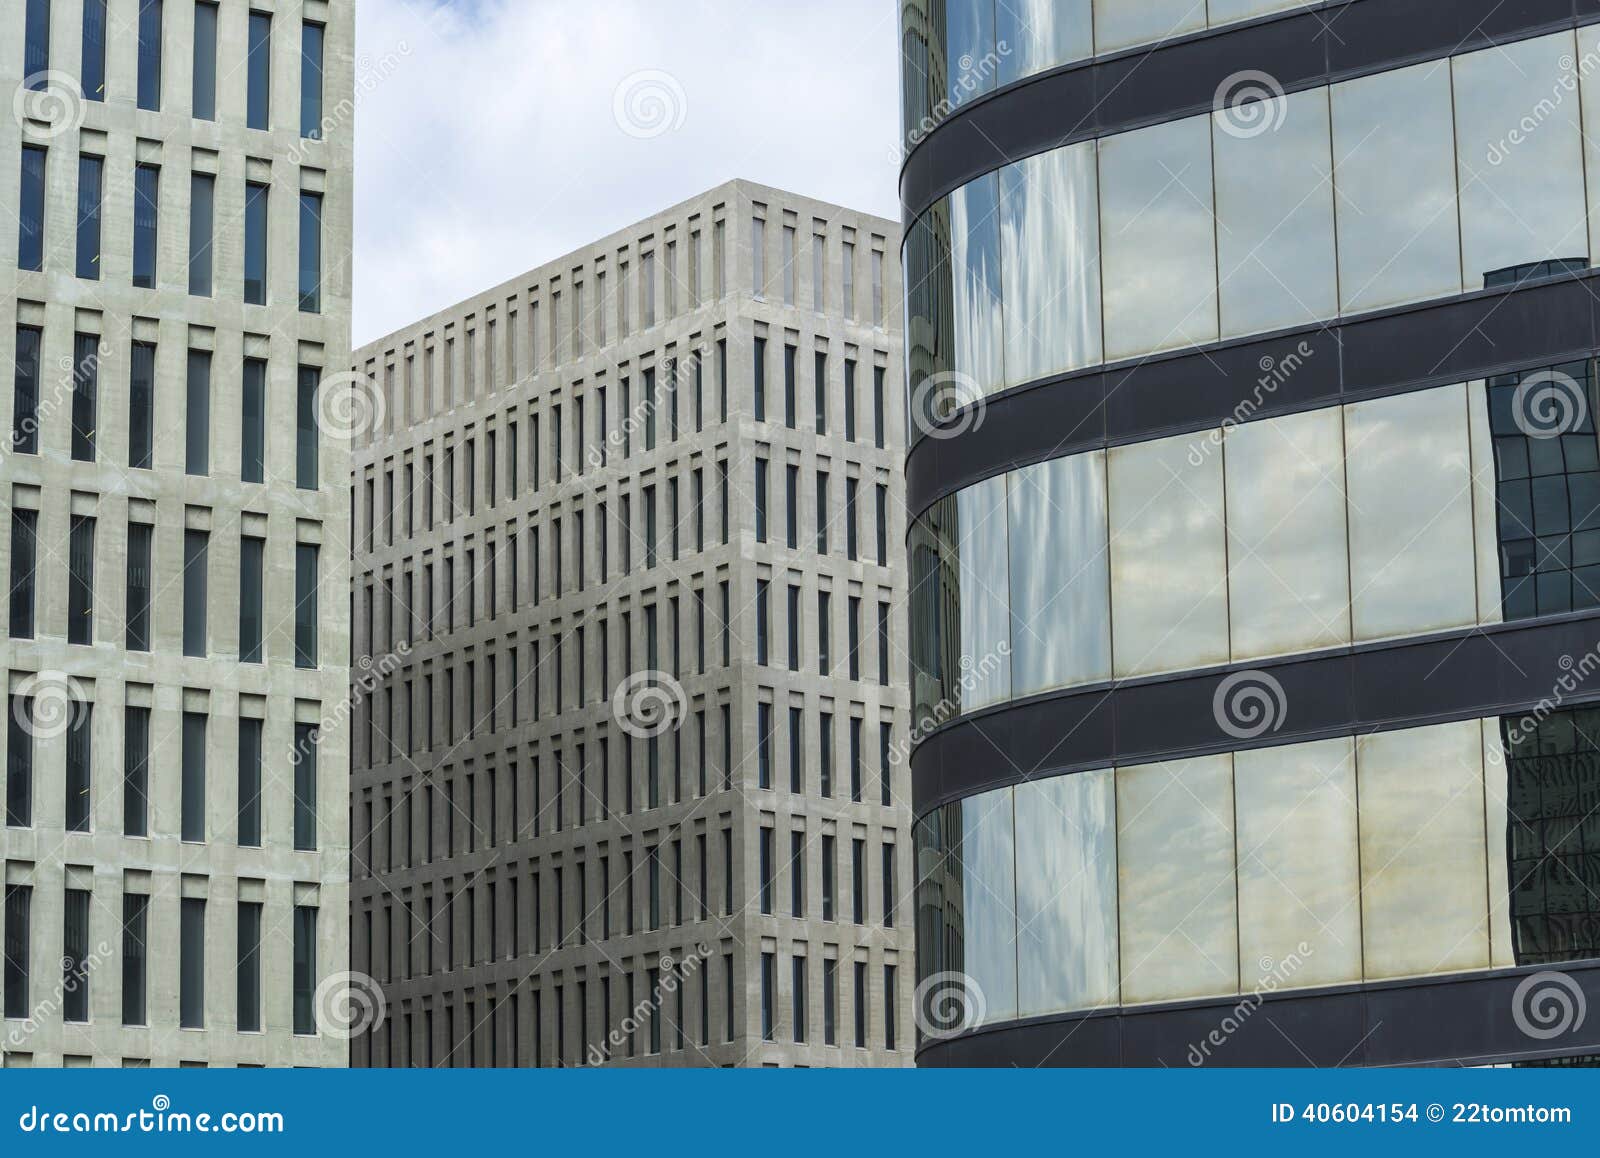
[[236, 901, 261, 1032], [123, 705, 149, 836], [244, 182, 268, 305], [125, 521, 152, 651], [188, 172, 214, 296], [293, 723, 318, 851], [300, 23, 325, 138], [70, 332, 97, 461], [297, 365, 320, 488], [299, 192, 322, 312], [246, 11, 271, 130], [136, 0, 162, 111], [242, 357, 266, 481], [179, 896, 204, 1028], [192, 1, 217, 119], [186, 349, 210, 474], [293, 906, 316, 1034], [9, 509, 38, 639], [18, 147, 46, 273], [121, 894, 147, 1025], [67, 514, 94, 645], [62, 888, 89, 1021], [6, 697, 33, 827], [237, 717, 261, 846], [181, 712, 206, 842], [75, 153, 102, 280], [295, 543, 319, 668], [24, 0, 50, 82], [128, 341, 155, 466], [81, 0, 107, 99], [239, 535, 263, 663], [4, 885, 33, 1019]]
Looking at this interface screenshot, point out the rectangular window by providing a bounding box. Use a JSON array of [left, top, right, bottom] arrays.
[[125, 522, 153, 651], [790, 829, 805, 913], [818, 591, 831, 674], [820, 712, 833, 798], [242, 357, 266, 482], [784, 344, 796, 427], [180, 896, 204, 1028], [237, 716, 262, 846], [63, 701, 91, 832], [67, 514, 94, 645], [753, 337, 766, 421], [12, 325, 41, 453], [787, 584, 800, 671], [294, 906, 317, 1035], [186, 349, 210, 474], [815, 351, 827, 433], [293, 723, 318, 851], [822, 833, 836, 920], [844, 359, 857, 441], [181, 711, 206, 841], [24, 0, 50, 81], [884, 965, 897, 1050], [882, 843, 897, 927], [244, 181, 268, 305], [17, 147, 46, 273], [760, 951, 776, 1041], [182, 528, 208, 656], [824, 958, 837, 1045], [5, 698, 32, 827], [297, 365, 320, 488], [295, 543, 319, 667], [124, 706, 150, 837], [301, 22, 325, 138], [76, 153, 103, 280], [189, 171, 214, 296], [236, 900, 262, 1032], [137, 0, 163, 110], [128, 340, 155, 466], [854, 961, 868, 1047], [756, 579, 769, 665], [246, 10, 271, 130], [842, 240, 856, 318], [792, 956, 807, 1043], [192, 2, 217, 118], [876, 484, 889, 566], [846, 478, 858, 561], [122, 894, 148, 1026], [874, 366, 886, 449], [878, 602, 891, 686], [4, 885, 32, 1019], [236, 534, 263, 661], [70, 332, 97, 461], [754, 457, 768, 543], [759, 826, 774, 912], [132, 164, 159, 289], [299, 191, 323, 313]]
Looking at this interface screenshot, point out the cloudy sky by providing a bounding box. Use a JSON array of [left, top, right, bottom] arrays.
[[352, 0, 902, 345]]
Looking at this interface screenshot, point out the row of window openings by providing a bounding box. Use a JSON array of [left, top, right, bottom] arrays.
[[758, 831, 898, 928], [751, 217, 888, 330], [1, 887, 320, 1036], [757, 583, 895, 686], [11, 330, 324, 487], [17, 149, 324, 312], [9, 513, 320, 667], [755, 461, 893, 564], [753, 340, 889, 448], [761, 956, 896, 1051], [5, 704, 319, 848], [22, 0, 328, 137]]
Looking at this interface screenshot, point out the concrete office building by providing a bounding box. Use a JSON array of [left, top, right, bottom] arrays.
[[903, 0, 1600, 1067], [1, 0, 354, 1066], [348, 180, 912, 1067]]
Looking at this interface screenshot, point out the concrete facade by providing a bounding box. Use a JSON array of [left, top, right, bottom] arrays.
[[349, 180, 913, 1066], [0, 0, 354, 1066]]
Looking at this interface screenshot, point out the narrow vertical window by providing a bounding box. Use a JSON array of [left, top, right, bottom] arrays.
[[761, 951, 776, 1040], [295, 542, 319, 668], [181, 711, 206, 841], [753, 336, 766, 421], [69, 332, 97, 461], [24, 0, 50, 82], [192, 1, 217, 119], [299, 191, 323, 313], [179, 896, 204, 1028], [236, 901, 262, 1032], [244, 181, 269, 305], [80, 0, 107, 99], [241, 357, 267, 481], [125, 522, 153, 651], [123, 705, 150, 836], [300, 22, 325, 139], [12, 326, 41, 453], [873, 366, 886, 449], [75, 155, 102, 279], [121, 894, 148, 1025], [297, 365, 320, 488], [186, 349, 210, 474], [137, 0, 163, 112], [182, 528, 208, 657], [132, 165, 159, 288], [126, 342, 155, 466], [752, 216, 766, 296], [67, 513, 94, 645], [246, 10, 271, 130], [62, 889, 89, 1022], [754, 457, 768, 543], [239, 535, 263, 662], [293, 723, 318, 851], [237, 717, 261, 846], [871, 249, 884, 327], [293, 906, 317, 1034], [17, 147, 46, 273], [6, 697, 33, 827], [4, 885, 33, 1019], [188, 172, 214, 296]]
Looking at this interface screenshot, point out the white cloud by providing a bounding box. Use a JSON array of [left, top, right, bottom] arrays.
[[353, 0, 902, 345]]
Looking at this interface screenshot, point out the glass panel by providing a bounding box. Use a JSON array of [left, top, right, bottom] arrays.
[[1233, 737, 1362, 989], [1454, 32, 1587, 287], [957, 789, 1017, 1023], [1345, 384, 1477, 641], [1331, 60, 1461, 312], [1214, 87, 1337, 337], [1116, 755, 1238, 1003], [301, 22, 325, 139], [1093, 0, 1204, 54], [1015, 770, 1117, 1016], [942, 0, 995, 112], [1357, 721, 1490, 979], [1008, 451, 1110, 695], [999, 141, 1101, 384], [948, 174, 1005, 398], [192, 2, 217, 120], [955, 476, 1011, 709], [1109, 432, 1229, 676], [246, 10, 271, 131], [1224, 406, 1351, 659], [1099, 114, 1217, 359], [995, 0, 1092, 86]]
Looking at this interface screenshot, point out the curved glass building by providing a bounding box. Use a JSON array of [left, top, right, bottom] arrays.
[[901, 0, 1600, 1067]]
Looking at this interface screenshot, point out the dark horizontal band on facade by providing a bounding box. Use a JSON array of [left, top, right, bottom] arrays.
[[915, 959, 1600, 1067], [906, 267, 1600, 522], [911, 610, 1600, 815], [900, 0, 1600, 220]]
